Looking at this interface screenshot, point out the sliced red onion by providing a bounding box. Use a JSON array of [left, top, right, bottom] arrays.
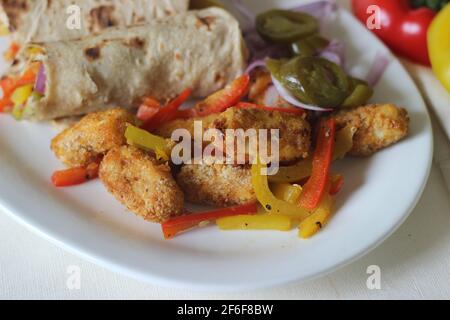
[[244, 59, 267, 74], [271, 75, 332, 112], [366, 52, 391, 87], [263, 85, 280, 106], [319, 50, 342, 66], [319, 39, 345, 67], [34, 63, 46, 95]]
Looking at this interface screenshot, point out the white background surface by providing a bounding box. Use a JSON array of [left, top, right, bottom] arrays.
[[0, 0, 449, 299]]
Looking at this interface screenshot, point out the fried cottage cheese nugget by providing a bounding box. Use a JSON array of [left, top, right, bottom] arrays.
[[51, 108, 136, 167], [99, 146, 184, 223], [177, 162, 255, 207], [330, 104, 409, 157], [156, 107, 311, 163]]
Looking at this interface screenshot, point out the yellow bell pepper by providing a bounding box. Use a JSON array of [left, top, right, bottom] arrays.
[[0, 24, 9, 36], [216, 214, 292, 231], [298, 193, 334, 239], [428, 4, 450, 92], [269, 126, 354, 183], [125, 125, 171, 161], [10, 84, 33, 120], [271, 183, 303, 204], [251, 159, 310, 220]]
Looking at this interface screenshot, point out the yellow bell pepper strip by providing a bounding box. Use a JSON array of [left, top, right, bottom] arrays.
[[269, 123, 351, 184], [0, 24, 9, 36], [271, 183, 303, 204], [141, 88, 192, 131], [268, 159, 312, 183], [252, 159, 310, 220], [216, 214, 292, 231], [428, 3, 450, 92], [298, 119, 336, 211], [11, 84, 33, 120], [51, 162, 100, 187], [299, 192, 334, 239], [125, 125, 171, 161], [162, 203, 258, 239]]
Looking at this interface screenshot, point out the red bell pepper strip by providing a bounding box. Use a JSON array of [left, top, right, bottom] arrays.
[[137, 97, 161, 121], [184, 74, 250, 118], [352, 0, 436, 66], [161, 202, 258, 239], [142, 88, 191, 131], [298, 119, 336, 211], [329, 174, 344, 196], [235, 102, 305, 115], [51, 162, 99, 187]]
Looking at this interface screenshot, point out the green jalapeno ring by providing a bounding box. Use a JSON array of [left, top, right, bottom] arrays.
[[256, 9, 319, 43], [278, 56, 350, 108]]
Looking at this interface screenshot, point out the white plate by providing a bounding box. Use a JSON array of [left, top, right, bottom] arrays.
[[0, 1, 433, 291]]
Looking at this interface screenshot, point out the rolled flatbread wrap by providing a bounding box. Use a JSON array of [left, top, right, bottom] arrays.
[[0, 0, 189, 44], [19, 8, 247, 120]]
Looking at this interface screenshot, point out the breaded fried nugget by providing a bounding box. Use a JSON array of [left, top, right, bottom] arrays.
[[177, 162, 255, 207], [99, 146, 184, 223], [330, 104, 409, 156], [51, 108, 136, 167], [156, 107, 311, 162]]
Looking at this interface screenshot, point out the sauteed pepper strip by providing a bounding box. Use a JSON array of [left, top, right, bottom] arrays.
[[182, 74, 250, 118], [298, 119, 336, 211], [269, 125, 354, 183], [51, 162, 100, 187], [252, 159, 310, 220], [428, 3, 450, 92], [162, 203, 258, 239], [125, 125, 171, 161], [141, 88, 192, 131]]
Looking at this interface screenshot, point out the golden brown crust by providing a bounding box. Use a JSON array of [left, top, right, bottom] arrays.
[[51, 108, 136, 167], [156, 107, 311, 163], [177, 162, 255, 207], [99, 146, 184, 223], [330, 104, 409, 156]]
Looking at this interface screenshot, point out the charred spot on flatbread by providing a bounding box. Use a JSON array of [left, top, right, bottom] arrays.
[[85, 46, 101, 61], [195, 16, 216, 31], [88, 5, 118, 33], [124, 37, 146, 49]]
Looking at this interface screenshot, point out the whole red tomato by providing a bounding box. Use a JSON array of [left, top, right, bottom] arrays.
[[352, 0, 436, 65]]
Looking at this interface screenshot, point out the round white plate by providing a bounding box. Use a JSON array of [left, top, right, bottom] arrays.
[[0, 1, 432, 291]]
